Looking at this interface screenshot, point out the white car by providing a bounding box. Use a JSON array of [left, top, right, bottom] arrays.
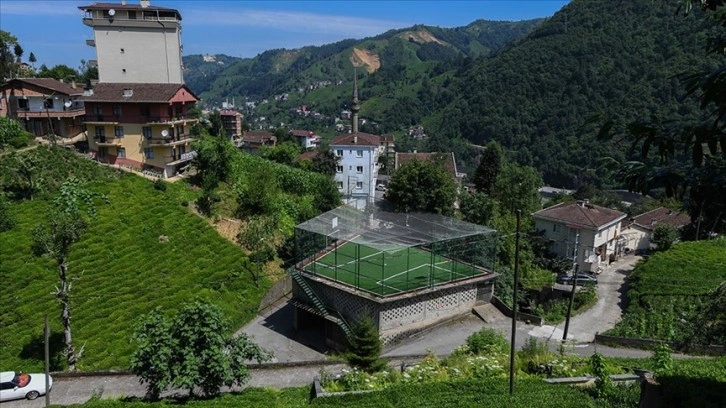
[[0, 371, 52, 401]]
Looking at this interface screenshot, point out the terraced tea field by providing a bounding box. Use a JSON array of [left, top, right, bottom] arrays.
[[1, 169, 267, 371]]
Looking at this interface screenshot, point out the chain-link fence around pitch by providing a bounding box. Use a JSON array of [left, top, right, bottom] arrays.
[[294, 205, 497, 297]]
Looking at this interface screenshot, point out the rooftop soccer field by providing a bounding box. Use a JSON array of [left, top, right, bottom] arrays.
[[302, 241, 487, 296]]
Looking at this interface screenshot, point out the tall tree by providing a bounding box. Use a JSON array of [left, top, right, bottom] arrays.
[[13, 43, 23, 63], [473, 140, 503, 194], [31, 177, 98, 371], [492, 163, 543, 216], [386, 157, 458, 215], [131, 300, 271, 399], [0, 30, 19, 79], [310, 149, 340, 177], [28, 52, 36, 69], [191, 133, 236, 214]]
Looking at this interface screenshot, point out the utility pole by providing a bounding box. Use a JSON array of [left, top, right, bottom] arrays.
[[562, 230, 579, 341], [509, 209, 521, 395], [44, 315, 50, 407]]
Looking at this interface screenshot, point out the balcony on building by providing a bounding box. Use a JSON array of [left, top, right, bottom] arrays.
[[93, 136, 122, 147], [145, 115, 198, 126], [84, 115, 119, 125], [166, 150, 197, 166], [85, 39, 95, 47], [82, 8, 180, 28]]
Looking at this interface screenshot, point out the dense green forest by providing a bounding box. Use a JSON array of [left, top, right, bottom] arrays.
[[182, 19, 543, 107], [185, 1, 721, 192], [429, 0, 720, 188]]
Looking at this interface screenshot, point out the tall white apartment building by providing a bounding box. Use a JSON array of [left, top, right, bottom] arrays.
[[330, 132, 382, 209], [79, 1, 184, 84]]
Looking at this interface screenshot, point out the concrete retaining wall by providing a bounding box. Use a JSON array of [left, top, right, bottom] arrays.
[[258, 276, 292, 313], [491, 296, 544, 326]]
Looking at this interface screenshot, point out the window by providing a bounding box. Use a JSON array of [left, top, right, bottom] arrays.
[[44, 98, 54, 109], [99, 147, 108, 158], [336, 149, 343, 157], [94, 105, 103, 115], [552, 224, 559, 232], [95, 127, 105, 138], [112, 106, 122, 116], [356, 150, 363, 158], [128, 10, 137, 19], [176, 125, 184, 137], [336, 165, 343, 173], [144, 148, 154, 159], [142, 126, 152, 139], [336, 181, 343, 189], [598, 230, 603, 238], [140, 104, 150, 117], [117, 148, 126, 158], [114, 126, 124, 137], [356, 166, 363, 173], [356, 181, 363, 189], [17, 99, 28, 110]]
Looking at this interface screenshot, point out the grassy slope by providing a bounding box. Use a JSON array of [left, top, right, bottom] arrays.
[[607, 238, 726, 342], [1, 153, 267, 372]]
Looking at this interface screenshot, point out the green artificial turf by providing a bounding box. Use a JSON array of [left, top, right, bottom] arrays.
[[303, 241, 483, 296]]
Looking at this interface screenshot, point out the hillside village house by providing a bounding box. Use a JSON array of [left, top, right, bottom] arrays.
[[82, 82, 199, 178], [533, 200, 627, 274], [331, 132, 382, 209], [0, 78, 86, 139], [239, 130, 276, 152], [219, 109, 244, 140], [290, 129, 321, 149], [621, 207, 691, 252]]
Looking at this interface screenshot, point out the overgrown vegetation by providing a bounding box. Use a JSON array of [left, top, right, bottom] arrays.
[[0, 146, 267, 371], [606, 238, 726, 345]]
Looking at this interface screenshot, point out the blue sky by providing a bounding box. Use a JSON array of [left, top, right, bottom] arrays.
[[1, 0, 569, 69]]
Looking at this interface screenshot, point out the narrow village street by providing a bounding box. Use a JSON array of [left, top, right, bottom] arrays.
[[3, 255, 656, 407]]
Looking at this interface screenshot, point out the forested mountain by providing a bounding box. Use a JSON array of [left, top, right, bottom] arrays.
[[181, 19, 543, 107], [428, 0, 720, 188]]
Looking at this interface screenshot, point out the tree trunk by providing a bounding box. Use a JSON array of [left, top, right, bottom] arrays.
[[58, 260, 77, 371]]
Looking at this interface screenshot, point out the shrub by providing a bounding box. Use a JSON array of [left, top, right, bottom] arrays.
[[465, 327, 509, 355], [346, 315, 387, 373], [152, 178, 167, 191]]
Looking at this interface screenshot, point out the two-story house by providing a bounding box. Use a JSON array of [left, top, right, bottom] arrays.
[[330, 132, 382, 209], [290, 129, 320, 149], [533, 200, 627, 273], [0, 78, 85, 140], [82, 82, 199, 178]]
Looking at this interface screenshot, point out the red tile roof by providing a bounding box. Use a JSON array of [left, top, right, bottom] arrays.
[[242, 131, 275, 142], [219, 109, 241, 117], [3, 78, 84, 96], [330, 132, 380, 147], [631, 207, 690, 231], [380, 134, 395, 143], [81, 83, 199, 103], [291, 129, 317, 137], [298, 150, 319, 160], [395, 152, 461, 182], [534, 201, 626, 229]]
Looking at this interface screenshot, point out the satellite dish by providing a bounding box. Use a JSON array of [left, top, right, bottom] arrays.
[[108, 9, 116, 16], [161, 129, 169, 138], [64, 101, 73, 108]]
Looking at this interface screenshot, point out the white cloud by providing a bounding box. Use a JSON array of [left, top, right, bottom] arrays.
[[0, 1, 83, 16], [183, 7, 410, 38]]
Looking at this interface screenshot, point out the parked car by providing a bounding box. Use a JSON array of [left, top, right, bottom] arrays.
[[376, 184, 387, 191], [0, 371, 52, 401], [556, 273, 598, 285]]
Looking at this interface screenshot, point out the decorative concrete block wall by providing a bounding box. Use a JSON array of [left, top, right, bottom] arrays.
[[293, 273, 496, 347]]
